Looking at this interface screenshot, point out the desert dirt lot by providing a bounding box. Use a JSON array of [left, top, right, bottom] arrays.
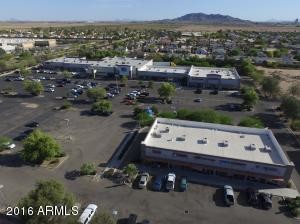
[[175, 24, 300, 32], [1, 22, 300, 33], [0, 76, 299, 224], [257, 66, 300, 94]]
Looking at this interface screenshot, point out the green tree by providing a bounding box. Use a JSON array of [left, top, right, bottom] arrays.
[[158, 82, 176, 101], [21, 130, 62, 164], [261, 76, 281, 98], [62, 70, 72, 79], [86, 87, 106, 102], [0, 48, 6, 58], [288, 82, 300, 97], [123, 163, 138, 181], [61, 101, 72, 110], [281, 96, 300, 121], [80, 163, 96, 175], [23, 80, 44, 96], [239, 116, 264, 128], [148, 81, 154, 89], [241, 59, 264, 83], [91, 211, 116, 224], [242, 87, 259, 109], [18, 180, 76, 224], [91, 100, 112, 115], [137, 111, 154, 127], [20, 68, 31, 77]]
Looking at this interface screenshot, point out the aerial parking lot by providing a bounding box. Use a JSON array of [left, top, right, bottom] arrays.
[[0, 72, 298, 224]]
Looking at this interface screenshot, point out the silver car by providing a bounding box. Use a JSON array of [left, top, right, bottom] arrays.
[[138, 173, 150, 189]]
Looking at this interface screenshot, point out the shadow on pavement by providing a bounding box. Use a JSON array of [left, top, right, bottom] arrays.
[[120, 121, 137, 130], [0, 153, 24, 167], [236, 191, 249, 207], [64, 170, 81, 180], [212, 188, 226, 207], [287, 151, 300, 174]]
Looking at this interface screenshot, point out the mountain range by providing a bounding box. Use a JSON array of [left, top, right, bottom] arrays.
[[160, 13, 253, 25]]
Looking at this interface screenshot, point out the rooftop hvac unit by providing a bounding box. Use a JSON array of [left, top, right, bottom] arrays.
[[249, 143, 256, 150], [151, 132, 162, 138], [176, 136, 186, 142], [199, 137, 208, 144], [222, 140, 229, 147], [264, 145, 272, 152]]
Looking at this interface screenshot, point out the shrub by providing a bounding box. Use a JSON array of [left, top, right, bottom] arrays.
[[21, 130, 62, 164], [291, 120, 300, 131], [80, 163, 96, 176], [61, 101, 72, 110], [123, 163, 138, 180], [239, 116, 264, 128]]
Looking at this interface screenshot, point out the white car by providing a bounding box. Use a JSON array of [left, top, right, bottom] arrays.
[[194, 98, 203, 103], [45, 88, 55, 92], [2, 142, 16, 150], [166, 173, 176, 191], [78, 204, 97, 224], [47, 84, 55, 88], [107, 93, 115, 98], [138, 173, 150, 189], [15, 76, 24, 81]]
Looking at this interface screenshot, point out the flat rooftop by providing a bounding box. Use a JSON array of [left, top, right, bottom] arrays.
[[143, 118, 291, 166], [189, 66, 240, 80], [139, 65, 189, 74], [46, 57, 151, 69]]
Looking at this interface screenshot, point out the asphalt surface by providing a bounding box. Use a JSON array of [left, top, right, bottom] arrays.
[[0, 74, 299, 224]]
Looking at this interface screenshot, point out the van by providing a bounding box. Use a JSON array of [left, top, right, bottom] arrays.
[[78, 204, 98, 224]]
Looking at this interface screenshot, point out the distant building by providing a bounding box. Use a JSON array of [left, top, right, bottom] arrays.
[[45, 57, 241, 90], [141, 118, 294, 186], [0, 38, 56, 52]]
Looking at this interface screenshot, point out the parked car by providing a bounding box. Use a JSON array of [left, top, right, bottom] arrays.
[[210, 90, 219, 95], [194, 98, 202, 103], [23, 129, 34, 135], [46, 84, 56, 88], [246, 188, 259, 206], [14, 134, 27, 141], [5, 77, 13, 82], [127, 213, 137, 224], [259, 193, 272, 209], [152, 175, 163, 191], [195, 88, 203, 94], [141, 219, 150, 224], [1, 142, 16, 150], [138, 173, 150, 189], [166, 173, 176, 191], [179, 177, 188, 192], [45, 88, 55, 92], [25, 122, 39, 128], [14, 76, 24, 81], [224, 185, 235, 206], [78, 204, 97, 224]]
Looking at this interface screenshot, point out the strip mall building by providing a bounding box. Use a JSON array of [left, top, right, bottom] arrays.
[[141, 118, 294, 186]]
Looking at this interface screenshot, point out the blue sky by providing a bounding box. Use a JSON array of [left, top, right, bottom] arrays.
[[1, 0, 299, 22]]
